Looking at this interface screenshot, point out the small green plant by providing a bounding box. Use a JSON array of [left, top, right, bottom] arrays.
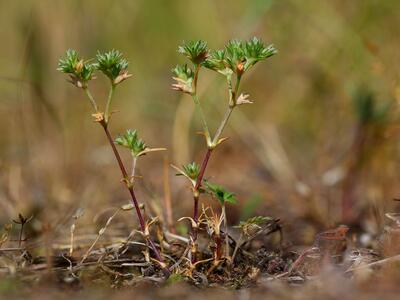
[[58, 49, 169, 275], [172, 37, 276, 262], [115, 129, 166, 186]]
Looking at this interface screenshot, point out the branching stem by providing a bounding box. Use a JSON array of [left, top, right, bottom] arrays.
[[189, 74, 241, 263], [104, 84, 115, 123], [192, 93, 211, 144], [84, 88, 99, 112], [83, 89, 169, 276]]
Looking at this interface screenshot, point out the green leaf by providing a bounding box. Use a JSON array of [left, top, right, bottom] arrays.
[[205, 181, 237, 206], [114, 129, 147, 157], [178, 40, 208, 65]]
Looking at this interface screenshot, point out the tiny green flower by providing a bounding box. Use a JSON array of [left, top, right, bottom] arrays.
[[203, 49, 233, 77], [205, 181, 237, 206], [224, 39, 246, 75], [171, 162, 200, 187], [206, 37, 277, 76], [171, 64, 194, 94], [242, 37, 277, 71], [115, 129, 147, 157], [182, 162, 200, 180], [57, 49, 95, 88], [178, 40, 208, 65], [95, 49, 132, 85]]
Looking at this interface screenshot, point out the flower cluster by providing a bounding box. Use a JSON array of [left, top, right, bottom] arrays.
[[183, 162, 200, 180], [57, 49, 95, 88], [178, 40, 208, 65], [171, 64, 195, 95], [115, 129, 147, 157], [95, 49, 132, 85], [172, 37, 276, 92], [58, 49, 132, 88]]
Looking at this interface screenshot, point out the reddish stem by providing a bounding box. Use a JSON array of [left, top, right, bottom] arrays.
[[195, 148, 212, 191], [100, 121, 168, 274], [191, 148, 213, 262]]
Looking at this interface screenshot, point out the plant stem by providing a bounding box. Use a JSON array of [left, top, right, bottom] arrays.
[[83, 88, 99, 112], [231, 233, 243, 264], [99, 120, 168, 275], [222, 204, 230, 258], [193, 64, 200, 92], [163, 155, 174, 233], [131, 156, 138, 181], [190, 148, 213, 262], [192, 93, 211, 144], [18, 224, 24, 248], [195, 148, 213, 191], [104, 84, 115, 123], [212, 106, 234, 145], [189, 74, 241, 262]]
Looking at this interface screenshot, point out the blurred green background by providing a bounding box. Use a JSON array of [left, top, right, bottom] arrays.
[[1, 0, 400, 244]]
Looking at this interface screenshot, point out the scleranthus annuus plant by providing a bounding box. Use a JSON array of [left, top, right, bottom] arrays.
[[172, 37, 277, 263], [57, 38, 276, 279], [58, 49, 169, 276]]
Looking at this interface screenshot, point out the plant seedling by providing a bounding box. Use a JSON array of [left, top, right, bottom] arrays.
[[172, 38, 276, 262], [58, 49, 169, 276], [115, 129, 166, 185]]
